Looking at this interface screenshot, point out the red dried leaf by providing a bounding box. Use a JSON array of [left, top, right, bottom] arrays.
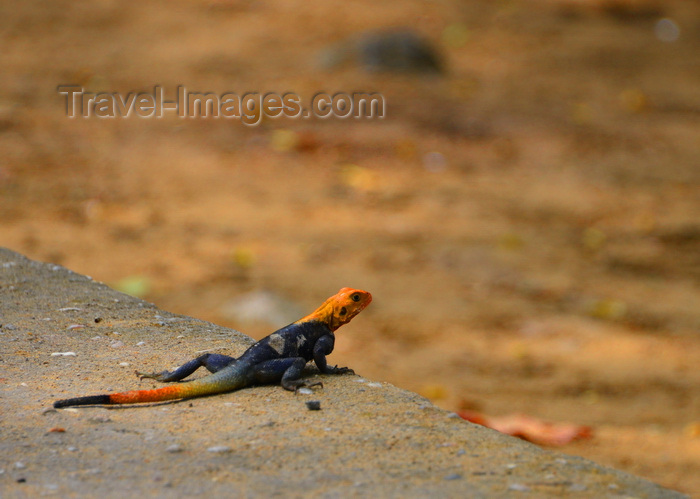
[[458, 411, 592, 446]]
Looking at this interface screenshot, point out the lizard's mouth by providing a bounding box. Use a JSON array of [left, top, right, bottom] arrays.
[[359, 295, 372, 312], [346, 294, 372, 319]]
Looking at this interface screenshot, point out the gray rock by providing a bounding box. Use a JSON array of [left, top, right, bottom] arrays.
[[320, 29, 444, 74]]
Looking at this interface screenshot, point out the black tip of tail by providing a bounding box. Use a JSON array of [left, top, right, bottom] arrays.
[[54, 395, 111, 408]]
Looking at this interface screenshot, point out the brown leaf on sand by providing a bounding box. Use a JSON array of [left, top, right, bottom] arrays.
[[458, 411, 592, 447]]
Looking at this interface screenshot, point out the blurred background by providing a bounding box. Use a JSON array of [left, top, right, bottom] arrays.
[[1, 0, 698, 494]]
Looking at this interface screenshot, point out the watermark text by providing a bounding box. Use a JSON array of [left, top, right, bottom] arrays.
[[57, 86, 385, 125]]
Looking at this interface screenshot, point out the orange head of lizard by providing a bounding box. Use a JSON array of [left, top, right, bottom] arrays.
[[301, 287, 372, 331]]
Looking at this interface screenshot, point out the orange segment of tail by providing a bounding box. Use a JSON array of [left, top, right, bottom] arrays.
[[109, 384, 189, 404]]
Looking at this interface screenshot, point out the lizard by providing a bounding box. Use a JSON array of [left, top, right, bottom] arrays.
[[53, 287, 371, 408]]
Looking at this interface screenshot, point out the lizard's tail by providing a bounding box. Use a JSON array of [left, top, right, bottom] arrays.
[[53, 384, 191, 407], [53, 365, 250, 408]]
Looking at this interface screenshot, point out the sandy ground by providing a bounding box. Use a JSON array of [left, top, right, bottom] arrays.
[[0, 248, 686, 498], [0, 0, 698, 495]]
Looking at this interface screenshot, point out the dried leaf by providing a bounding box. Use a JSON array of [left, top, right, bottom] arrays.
[[458, 411, 592, 446]]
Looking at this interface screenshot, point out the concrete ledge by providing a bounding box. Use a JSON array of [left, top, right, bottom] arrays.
[[0, 248, 686, 497]]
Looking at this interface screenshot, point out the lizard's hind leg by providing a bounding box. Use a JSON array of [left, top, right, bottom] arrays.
[[251, 358, 322, 391], [136, 353, 236, 382]]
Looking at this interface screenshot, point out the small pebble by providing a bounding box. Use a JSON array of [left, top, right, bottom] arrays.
[[207, 446, 232, 453], [67, 324, 85, 330], [94, 317, 103, 323], [110, 341, 124, 348], [297, 387, 313, 395], [59, 307, 82, 312], [447, 412, 460, 418], [119, 362, 130, 367], [655, 18, 680, 43], [14, 462, 26, 470], [4, 324, 17, 330], [367, 382, 382, 388], [508, 483, 529, 491], [306, 400, 321, 411], [444, 473, 462, 480], [166, 444, 183, 453], [51, 352, 77, 357], [67, 446, 78, 452], [423, 151, 447, 172], [136, 341, 146, 346]]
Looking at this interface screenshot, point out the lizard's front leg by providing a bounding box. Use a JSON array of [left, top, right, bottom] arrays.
[[313, 335, 355, 375], [136, 353, 236, 382]]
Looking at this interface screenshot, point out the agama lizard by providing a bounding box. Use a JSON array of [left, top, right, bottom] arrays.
[[54, 287, 371, 408]]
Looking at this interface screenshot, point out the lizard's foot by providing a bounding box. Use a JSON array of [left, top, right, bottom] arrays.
[[135, 370, 172, 382], [328, 365, 355, 375], [297, 381, 323, 393], [282, 379, 323, 392]]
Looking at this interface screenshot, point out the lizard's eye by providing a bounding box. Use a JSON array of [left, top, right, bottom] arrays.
[[351, 294, 360, 302], [340, 307, 347, 315]]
